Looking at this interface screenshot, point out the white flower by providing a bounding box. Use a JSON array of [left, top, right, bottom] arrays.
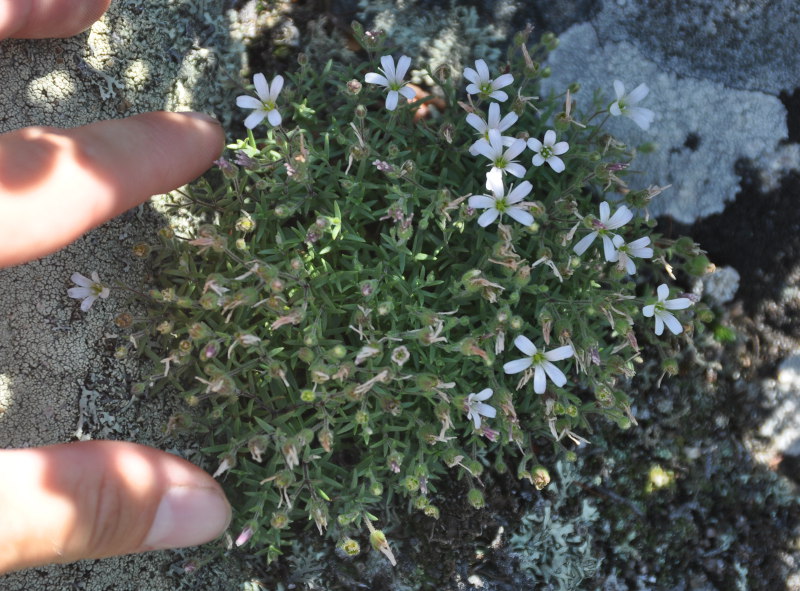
[[528, 130, 569, 173], [465, 102, 518, 156], [468, 169, 533, 227], [236, 73, 284, 129], [473, 129, 527, 178], [503, 335, 573, 394], [609, 235, 654, 275], [463, 59, 514, 102], [464, 388, 497, 429], [609, 80, 655, 130], [364, 55, 416, 111], [642, 284, 693, 336], [67, 271, 110, 311], [573, 201, 634, 260]]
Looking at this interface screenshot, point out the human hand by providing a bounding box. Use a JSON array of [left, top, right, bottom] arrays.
[[0, 0, 231, 574]]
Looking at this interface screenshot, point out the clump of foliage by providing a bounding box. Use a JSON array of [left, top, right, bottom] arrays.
[[132, 25, 709, 562]]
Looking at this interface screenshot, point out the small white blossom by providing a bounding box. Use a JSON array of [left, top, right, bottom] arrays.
[[67, 271, 110, 311], [236, 73, 284, 129], [464, 388, 497, 430], [364, 55, 416, 111], [503, 335, 573, 394], [528, 130, 569, 173], [468, 169, 533, 227], [465, 102, 518, 156], [463, 59, 514, 102], [609, 235, 654, 275], [573, 201, 634, 260], [473, 129, 527, 178], [643, 284, 693, 336], [609, 80, 655, 130]]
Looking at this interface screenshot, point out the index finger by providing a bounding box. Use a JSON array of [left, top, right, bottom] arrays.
[[0, 111, 225, 268], [0, 0, 110, 39]]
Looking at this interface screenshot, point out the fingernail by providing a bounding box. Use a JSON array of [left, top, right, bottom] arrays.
[[177, 111, 220, 125], [144, 486, 231, 550]]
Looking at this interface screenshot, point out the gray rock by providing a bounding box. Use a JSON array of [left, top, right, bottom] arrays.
[[592, 0, 800, 94], [542, 22, 790, 222]]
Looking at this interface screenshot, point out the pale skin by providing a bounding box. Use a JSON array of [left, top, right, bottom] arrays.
[[0, 0, 232, 574]]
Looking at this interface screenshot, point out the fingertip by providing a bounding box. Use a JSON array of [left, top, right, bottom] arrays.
[[0, 0, 111, 39]]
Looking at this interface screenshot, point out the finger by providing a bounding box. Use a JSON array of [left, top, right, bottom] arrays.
[[0, 111, 224, 268], [0, 0, 110, 39], [0, 441, 231, 574]]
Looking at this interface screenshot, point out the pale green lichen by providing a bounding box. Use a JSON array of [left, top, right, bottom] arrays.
[[358, 0, 509, 86]]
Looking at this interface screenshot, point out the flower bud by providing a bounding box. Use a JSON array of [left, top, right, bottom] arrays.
[[132, 242, 151, 258], [300, 389, 316, 402], [270, 511, 290, 529], [298, 347, 315, 364], [354, 104, 367, 118], [467, 488, 485, 509], [662, 358, 679, 376], [531, 465, 551, 489], [339, 538, 360, 556], [369, 529, 389, 552], [115, 312, 133, 328], [347, 79, 363, 95]]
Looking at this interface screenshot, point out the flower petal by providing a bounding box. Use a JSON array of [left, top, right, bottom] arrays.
[[477, 208, 499, 227], [489, 90, 509, 102], [541, 361, 567, 388], [573, 232, 597, 256], [236, 95, 261, 109], [545, 345, 573, 362], [268, 74, 284, 100], [468, 195, 496, 209], [657, 284, 670, 301], [629, 107, 655, 130], [507, 180, 533, 203], [67, 286, 91, 299], [492, 73, 514, 89], [642, 304, 656, 318], [80, 295, 97, 312], [503, 358, 532, 374], [607, 204, 633, 229], [486, 102, 500, 127], [474, 59, 489, 82], [514, 335, 536, 356], [365, 72, 388, 87], [504, 138, 527, 160], [543, 130, 556, 145], [531, 154, 545, 167], [664, 297, 692, 311], [395, 55, 411, 81], [533, 365, 547, 394], [244, 110, 267, 129], [613, 80, 625, 100], [465, 83, 480, 95], [609, 102, 622, 117], [267, 109, 282, 127], [602, 235, 619, 262], [385, 90, 399, 111], [527, 137, 543, 152], [654, 315, 665, 336], [380, 55, 396, 79], [474, 388, 493, 401], [253, 73, 268, 100], [552, 141, 569, 155], [628, 82, 649, 104], [466, 113, 486, 133], [504, 163, 527, 178], [506, 207, 533, 226], [661, 311, 683, 335], [547, 156, 565, 173], [398, 85, 416, 102], [476, 403, 496, 418], [599, 201, 611, 222], [70, 272, 92, 287], [463, 67, 479, 84]]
